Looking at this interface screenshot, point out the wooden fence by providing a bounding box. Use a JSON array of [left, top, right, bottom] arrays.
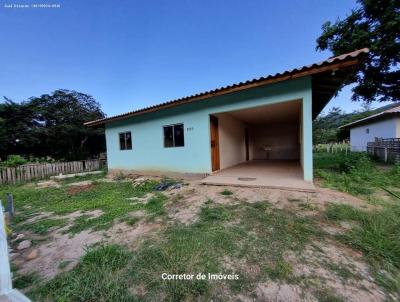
[[367, 138, 400, 163], [0, 159, 103, 185]]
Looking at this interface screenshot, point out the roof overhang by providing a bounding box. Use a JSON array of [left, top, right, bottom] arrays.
[[339, 111, 400, 129], [85, 48, 369, 127]]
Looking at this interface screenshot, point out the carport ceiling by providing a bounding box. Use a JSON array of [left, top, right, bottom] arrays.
[[225, 100, 301, 125]]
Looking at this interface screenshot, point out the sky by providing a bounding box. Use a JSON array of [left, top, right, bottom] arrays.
[[0, 0, 380, 117]]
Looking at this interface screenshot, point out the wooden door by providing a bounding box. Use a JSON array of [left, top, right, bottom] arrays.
[[210, 115, 220, 171], [245, 128, 249, 161]]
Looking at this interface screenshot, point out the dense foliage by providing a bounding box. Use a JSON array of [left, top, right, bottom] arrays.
[[0, 90, 105, 161], [316, 0, 400, 103]]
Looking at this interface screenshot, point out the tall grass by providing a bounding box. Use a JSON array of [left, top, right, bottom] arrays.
[[32, 245, 134, 301], [318, 152, 400, 294], [315, 152, 400, 195]]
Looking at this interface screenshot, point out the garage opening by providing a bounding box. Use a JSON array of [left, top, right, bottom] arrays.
[[205, 100, 315, 191]]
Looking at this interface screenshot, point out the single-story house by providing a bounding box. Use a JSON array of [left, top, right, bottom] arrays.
[[86, 48, 368, 188], [340, 104, 400, 151]]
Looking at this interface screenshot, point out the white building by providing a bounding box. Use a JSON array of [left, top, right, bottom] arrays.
[[340, 104, 400, 151]]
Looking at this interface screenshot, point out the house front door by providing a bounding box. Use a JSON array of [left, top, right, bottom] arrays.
[[210, 115, 220, 171]]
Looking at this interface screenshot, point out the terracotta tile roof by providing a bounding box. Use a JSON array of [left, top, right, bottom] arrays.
[[85, 48, 369, 127], [340, 104, 400, 129]]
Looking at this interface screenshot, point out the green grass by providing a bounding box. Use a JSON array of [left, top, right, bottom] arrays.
[[325, 203, 400, 293], [58, 260, 71, 270], [144, 193, 167, 216], [315, 289, 345, 302], [314, 152, 400, 196], [13, 272, 40, 289], [220, 189, 233, 196], [32, 245, 134, 301], [0, 177, 163, 235], [123, 216, 140, 226], [21, 218, 68, 234], [316, 152, 400, 295], [28, 200, 317, 301], [325, 203, 400, 269], [9, 155, 400, 300], [199, 205, 231, 222]]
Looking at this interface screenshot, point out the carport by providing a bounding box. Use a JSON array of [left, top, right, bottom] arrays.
[[203, 99, 315, 191]]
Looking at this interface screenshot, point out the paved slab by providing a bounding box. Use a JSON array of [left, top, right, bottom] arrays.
[[202, 160, 315, 192]]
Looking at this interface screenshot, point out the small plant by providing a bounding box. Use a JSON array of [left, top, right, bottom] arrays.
[[25, 218, 68, 234], [220, 189, 233, 196], [144, 193, 167, 216], [58, 260, 72, 270], [200, 206, 231, 222], [205, 198, 213, 205], [264, 258, 293, 280], [113, 171, 127, 181], [124, 216, 140, 226], [13, 272, 40, 289], [298, 202, 318, 211], [3, 154, 28, 167]]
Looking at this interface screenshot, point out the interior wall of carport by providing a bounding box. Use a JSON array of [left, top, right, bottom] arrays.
[[216, 113, 248, 169], [217, 112, 300, 167], [250, 121, 300, 160], [104, 76, 313, 181]]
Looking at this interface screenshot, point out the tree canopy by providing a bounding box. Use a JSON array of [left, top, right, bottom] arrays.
[[316, 0, 400, 103], [0, 90, 105, 161]]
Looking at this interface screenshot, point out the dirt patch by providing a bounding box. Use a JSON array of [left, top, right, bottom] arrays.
[[67, 180, 93, 187], [106, 221, 162, 248], [16, 219, 162, 280], [255, 282, 316, 302], [36, 180, 60, 189], [286, 241, 386, 302], [315, 188, 375, 209], [17, 229, 105, 279], [163, 181, 378, 225], [66, 184, 96, 195]]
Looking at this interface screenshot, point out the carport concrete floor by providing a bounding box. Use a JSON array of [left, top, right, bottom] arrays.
[[202, 160, 315, 192]]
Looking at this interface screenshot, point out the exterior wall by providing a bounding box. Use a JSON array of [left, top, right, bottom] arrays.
[[350, 117, 399, 151], [251, 122, 299, 160], [217, 114, 247, 169], [105, 76, 313, 179], [302, 94, 313, 181]]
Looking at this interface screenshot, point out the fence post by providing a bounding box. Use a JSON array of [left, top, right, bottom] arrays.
[[384, 147, 388, 163], [6, 194, 14, 219]]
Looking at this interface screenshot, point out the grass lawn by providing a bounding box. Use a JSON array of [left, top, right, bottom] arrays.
[[2, 153, 400, 301], [315, 151, 400, 295]]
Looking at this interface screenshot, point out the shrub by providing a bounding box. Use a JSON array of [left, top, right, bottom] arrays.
[[3, 154, 28, 167]]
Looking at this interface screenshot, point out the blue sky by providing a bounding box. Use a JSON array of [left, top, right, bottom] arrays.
[[0, 0, 378, 117]]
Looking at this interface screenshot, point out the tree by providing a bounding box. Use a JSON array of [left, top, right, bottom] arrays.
[[0, 90, 105, 161], [316, 0, 400, 103]]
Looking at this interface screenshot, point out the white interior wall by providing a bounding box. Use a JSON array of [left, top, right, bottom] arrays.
[[218, 114, 247, 169], [251, 122, 300, 160]]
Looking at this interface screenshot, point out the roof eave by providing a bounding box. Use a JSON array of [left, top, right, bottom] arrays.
[[85, 48, 368, 127]]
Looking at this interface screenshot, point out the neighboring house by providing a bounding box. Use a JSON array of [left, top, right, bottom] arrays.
[[85, 49, 368, 183], [340, 104, 400, 151]]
